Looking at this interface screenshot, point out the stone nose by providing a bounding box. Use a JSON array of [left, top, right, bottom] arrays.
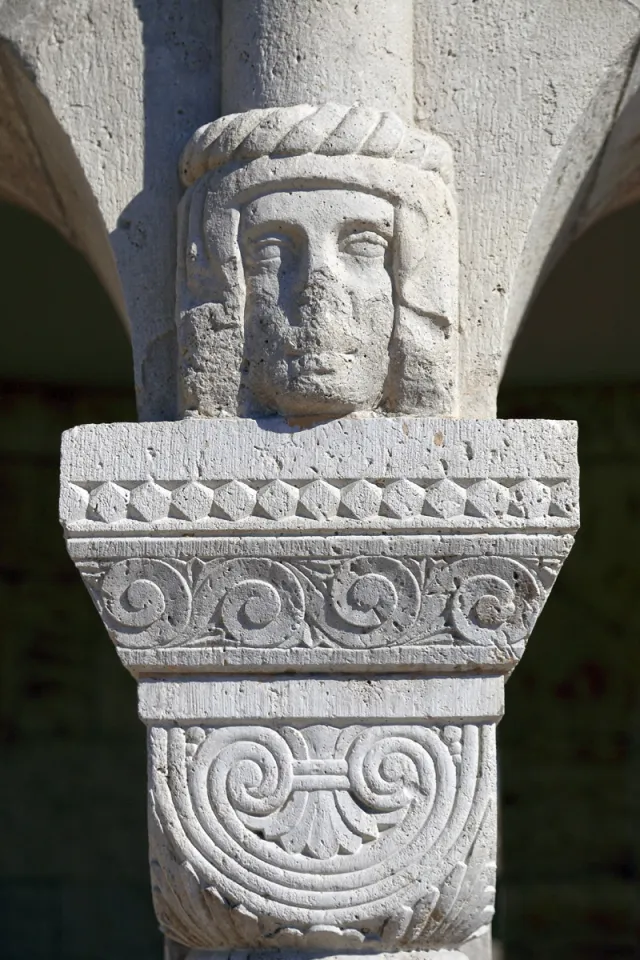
[[305, 241, 336, 278]]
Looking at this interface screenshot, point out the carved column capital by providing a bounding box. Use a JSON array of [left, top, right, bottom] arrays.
[[56, 4, 582, 956], [61, 417, 578, 956]]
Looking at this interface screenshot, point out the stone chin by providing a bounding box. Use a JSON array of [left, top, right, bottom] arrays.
[[250, 354, 387, 417]]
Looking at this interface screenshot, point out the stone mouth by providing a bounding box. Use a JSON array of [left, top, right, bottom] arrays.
[[287, 353, 340, 376]]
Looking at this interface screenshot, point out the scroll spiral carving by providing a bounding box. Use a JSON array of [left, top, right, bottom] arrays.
[[101, 559, 191, 647], [149, 722, 496, 950], [87, 553, 546, 652], [192, 559, 306, 647], [312, 557, 421, 648], [443, 557, 540, 648]]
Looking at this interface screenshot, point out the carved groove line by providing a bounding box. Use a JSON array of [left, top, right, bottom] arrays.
[[149, 722, 496, 948], [179, 103, 454, 186]]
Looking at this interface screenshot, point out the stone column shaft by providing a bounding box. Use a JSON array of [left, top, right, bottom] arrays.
[[222, 0, 414, 119]]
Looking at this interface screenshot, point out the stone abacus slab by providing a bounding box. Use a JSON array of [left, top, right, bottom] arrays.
[[61, 417, 578, 678]]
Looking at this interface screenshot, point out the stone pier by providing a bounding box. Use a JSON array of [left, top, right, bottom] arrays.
[[54, 1, 584, 957]]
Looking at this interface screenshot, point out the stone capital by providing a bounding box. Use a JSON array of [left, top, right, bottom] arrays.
[[61, 417, 578, 956]]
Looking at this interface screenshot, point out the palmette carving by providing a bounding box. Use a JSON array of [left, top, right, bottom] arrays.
[[149, 722, 496, 950], [62, 419, 577, 957], [82, 554, 550, 656]]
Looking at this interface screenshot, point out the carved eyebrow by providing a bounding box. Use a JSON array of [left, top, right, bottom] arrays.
[[338, 220, 393, 241], [247, 232, 294, 246], [341, 230, 389, 244], [242, 220, 304, 245]]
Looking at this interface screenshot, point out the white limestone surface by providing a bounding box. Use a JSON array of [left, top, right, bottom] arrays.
[[176, 104, 458, 419], [61, 417, 577, 679], [60, 415, 578, 955], [222, 0, 414, 120], [60, 416, 579, 535]]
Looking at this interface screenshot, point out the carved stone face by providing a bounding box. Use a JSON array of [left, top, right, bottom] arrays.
[[239, 189, 395, 417]]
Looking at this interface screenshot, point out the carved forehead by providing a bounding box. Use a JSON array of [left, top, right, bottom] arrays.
[[240, 189, 395, 234]]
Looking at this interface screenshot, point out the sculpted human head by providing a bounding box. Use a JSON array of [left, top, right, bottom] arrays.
[[240, 189, 394, 417], [177, 103, 458, 420]]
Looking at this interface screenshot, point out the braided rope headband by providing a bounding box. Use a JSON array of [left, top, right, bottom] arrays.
[[180, 103, 454, 187], [176, 104, 458, 419]]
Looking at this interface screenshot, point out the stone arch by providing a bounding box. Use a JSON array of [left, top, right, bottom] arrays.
[[496, 41, 640, 958], [0, 38, 128, 336], [503, 37, 640, 375], [0, 42, 144, 960]]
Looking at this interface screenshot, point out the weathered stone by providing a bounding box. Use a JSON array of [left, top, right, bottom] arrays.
[[177, 103, 458, 419], [255, 479, 299, 520], [298, 479, 341, 521], [171, 481, 213, 522], [87, 481, 128, 523], [61, 417, 579, 955], [129, 481, 173, 523], [34, 2, 610, 955]]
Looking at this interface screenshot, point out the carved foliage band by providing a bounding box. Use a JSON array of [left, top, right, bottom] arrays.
[[83, 555, 551, 654], [149, 722, 496, 950]]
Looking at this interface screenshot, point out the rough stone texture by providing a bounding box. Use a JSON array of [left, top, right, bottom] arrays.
[[61, 417, 578, 955], [6, 380, 640, 958], [221, 0, 414, 120], [0, 0, 221, 420], [414, 0, 640, 415], [0, 41, 126, 327], [2, 2, 640, 418], [177, 104, 457, 418]]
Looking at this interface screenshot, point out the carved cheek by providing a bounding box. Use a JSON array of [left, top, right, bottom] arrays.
[[341, 255, 393, 301]]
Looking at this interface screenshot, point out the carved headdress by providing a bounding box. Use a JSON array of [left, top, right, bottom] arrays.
[[177, 103, 458, 418]]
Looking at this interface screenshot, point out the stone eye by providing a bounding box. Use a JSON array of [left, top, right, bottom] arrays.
[[247, 236, 292, 264], [340, 231, 388, 258]]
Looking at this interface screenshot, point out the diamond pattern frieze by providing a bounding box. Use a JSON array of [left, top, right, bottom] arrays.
[[339, 480, 383, 519], [381, 479, 425, 518], [423, 479, 466, 518], [549, 480, 579, 519], [466, 479, 509, 519], [129, 481, 173, 522], [88, 481, 129, 522], [68, 474, 578, 526], [171, 481, 214, 521], [256, 480, 299, 519], [63, 483, 90, 522], [211, 480, 257, 521], [508, 479, 551, 519], [297, 479, 341, 520]]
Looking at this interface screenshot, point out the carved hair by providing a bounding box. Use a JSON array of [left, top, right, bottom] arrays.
[[180, 103, 454, 188], [176, 104, 459, 419]]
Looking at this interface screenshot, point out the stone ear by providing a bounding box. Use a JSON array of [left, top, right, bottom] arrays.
[[393, 193, 458, 325], [385, 305, 457, 415], [176, 185, 245, 416]]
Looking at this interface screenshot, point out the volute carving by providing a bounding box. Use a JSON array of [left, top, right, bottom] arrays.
[[149, 722, 496, 951]]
